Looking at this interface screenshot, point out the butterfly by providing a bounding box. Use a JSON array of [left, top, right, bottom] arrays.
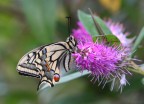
[[16, 35, 76, 90]]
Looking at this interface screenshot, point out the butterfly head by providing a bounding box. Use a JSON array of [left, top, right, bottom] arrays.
[[66, 35, 77, 51]]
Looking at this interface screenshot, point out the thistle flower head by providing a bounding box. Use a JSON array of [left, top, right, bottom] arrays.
[[72, 21, 132, 91], [105, 19, 133, 47], [72, 41, 130, 89]]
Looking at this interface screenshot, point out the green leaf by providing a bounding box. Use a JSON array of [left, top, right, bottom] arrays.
[[78, 10, 112, 37], [132, 26, 144, 56], [93, 34, 120, 45]]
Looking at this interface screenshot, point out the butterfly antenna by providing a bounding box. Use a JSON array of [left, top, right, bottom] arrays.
[[66, 16, 72, 36], [88, 8, 107, 41]]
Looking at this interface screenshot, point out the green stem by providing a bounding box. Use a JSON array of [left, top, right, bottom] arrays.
[[56, 70, 90, 84], [38, 70, 90, 92], [38, 61, 144, 92]]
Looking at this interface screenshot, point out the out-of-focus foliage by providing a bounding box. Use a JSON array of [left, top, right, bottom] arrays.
[[132, 27, 144, 55], [0, 0, 144, 104], [99, 0, 121, 13]]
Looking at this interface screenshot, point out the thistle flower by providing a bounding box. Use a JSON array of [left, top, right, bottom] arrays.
[[105, 19, 133, 47], [72, 21, 132, 91], [72, 41, 130, 90]]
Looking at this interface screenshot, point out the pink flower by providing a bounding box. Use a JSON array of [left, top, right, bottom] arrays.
[[72, 41, 130, 89], [72, 21, 131, 90]]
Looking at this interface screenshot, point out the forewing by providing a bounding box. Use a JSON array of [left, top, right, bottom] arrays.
[[17, 42, 68, 79], [17, 42, 73, 90]]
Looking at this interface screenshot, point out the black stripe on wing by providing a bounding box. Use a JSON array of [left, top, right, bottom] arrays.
[[54, 43, 67, 49], [49, 50, 67, 72], [18, 70, 40, 78], [17, 64, 41, 78], [63, 52, 71, 72]]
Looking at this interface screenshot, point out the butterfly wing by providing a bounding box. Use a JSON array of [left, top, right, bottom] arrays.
[[17, 42, 71, 90], [17, 45, 45, 78]]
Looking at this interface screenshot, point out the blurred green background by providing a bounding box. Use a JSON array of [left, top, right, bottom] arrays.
[[0, 0, 144, 104]]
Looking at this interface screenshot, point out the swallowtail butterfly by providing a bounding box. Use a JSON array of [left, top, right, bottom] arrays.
[[17, 36, 76, 90]]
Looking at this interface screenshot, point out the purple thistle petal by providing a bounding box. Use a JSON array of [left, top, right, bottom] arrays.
[[72, 22, 93, 44], [73, 42, 128, 76]]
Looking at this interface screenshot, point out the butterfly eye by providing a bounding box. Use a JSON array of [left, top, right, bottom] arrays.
[[53, 74, 60, 82]]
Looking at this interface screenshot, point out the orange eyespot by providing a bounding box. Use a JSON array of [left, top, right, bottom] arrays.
[[53, 74, 60, 82]]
